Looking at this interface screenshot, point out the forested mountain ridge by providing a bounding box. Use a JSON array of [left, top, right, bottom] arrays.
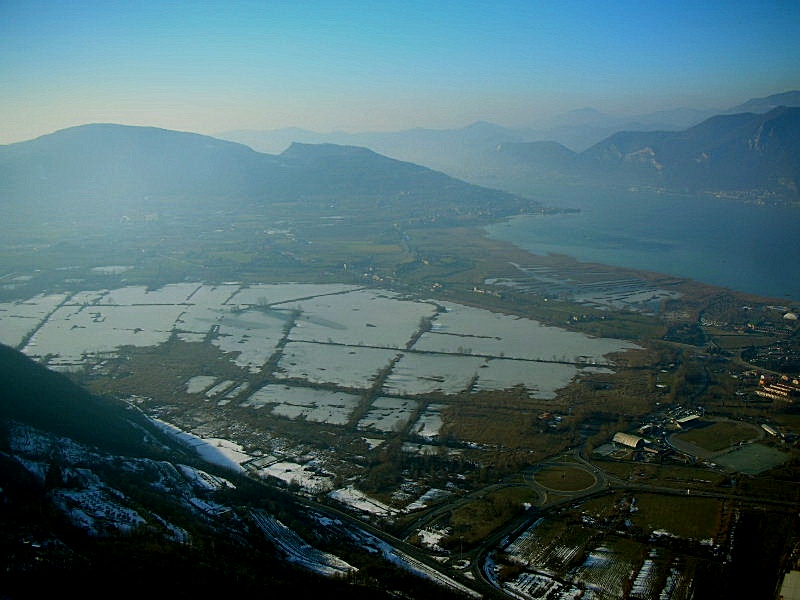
[[576, 106, 800, 197], [0, 123, 531, 225], [476, 106, 800, 202]]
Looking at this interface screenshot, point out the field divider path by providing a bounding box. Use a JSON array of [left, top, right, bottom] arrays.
[[346, 352, 405, 429], [17, 291, 76, 352], [291, 337, 628, 368]]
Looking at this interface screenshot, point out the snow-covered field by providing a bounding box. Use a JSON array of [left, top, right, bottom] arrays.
[[413, 302, 640, 364], [1, 281, 642, 405], [283, 288, 438, 348], [329, 485, 400, 517], [358, 396, 420, 432], [410, 404, 445, 440], [258, 461, 336, 493], [242, 384, 361, 425], [275, 341, 399, 388]]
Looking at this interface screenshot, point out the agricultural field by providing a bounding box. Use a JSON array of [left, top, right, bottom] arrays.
[[672, 419, 762, 453], [358, 396, 420, 433], [713, 443, 791, 475], [2, 258, 799, 599], [498, 513, 706, 600], [482, 260, 684, 315], [533, 465, 597, 492], [669, 419, 791, 474], [626, 493, 726, 542], [0, 280, 643, 524], [438, 486, 541, 547]]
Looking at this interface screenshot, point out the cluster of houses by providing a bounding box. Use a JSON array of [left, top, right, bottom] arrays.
[[755, 374, 800, 402]]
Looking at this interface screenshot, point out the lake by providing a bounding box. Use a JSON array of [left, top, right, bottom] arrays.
[[485, 189, 800, 302]]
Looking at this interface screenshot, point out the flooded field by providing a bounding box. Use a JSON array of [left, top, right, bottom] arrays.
[[382, 352, 486, 396], [358, 396, 420, 433], [0, 293, 69, 348], [283, 288, 438, 348], [275, 341, 399, 389], [417, 302, 640, 363], [485, 262, 682, 314], [0, 282, 642, 423], [242, 384, 361, 425], [411, 404, 445, 440]]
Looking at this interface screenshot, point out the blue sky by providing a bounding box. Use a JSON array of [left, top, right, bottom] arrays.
[[1, 0, 799, 143]]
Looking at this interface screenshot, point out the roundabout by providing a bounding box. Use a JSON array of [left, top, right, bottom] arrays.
[[532, 464, 598, 493]]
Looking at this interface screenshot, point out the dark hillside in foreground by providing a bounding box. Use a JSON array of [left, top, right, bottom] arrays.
[[0, 343, 469, 599], [0, 343, 169, 458]]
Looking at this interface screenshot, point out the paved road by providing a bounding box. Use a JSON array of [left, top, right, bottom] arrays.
[[420, 446, 800, 599], [266, 441, 799, 600]]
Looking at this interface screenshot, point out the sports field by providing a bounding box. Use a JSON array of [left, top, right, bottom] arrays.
[[713, 443, 789, 475]]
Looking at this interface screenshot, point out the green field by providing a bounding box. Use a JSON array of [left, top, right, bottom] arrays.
[[673, 420, 761, 453], [714, 443, 789, 475], [533, 465, 596, 492], [629, 493, 723, 540], [444, 486, 540, 547]]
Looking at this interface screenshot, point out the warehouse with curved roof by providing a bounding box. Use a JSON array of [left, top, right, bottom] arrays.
[[612, 432, 645, 449]]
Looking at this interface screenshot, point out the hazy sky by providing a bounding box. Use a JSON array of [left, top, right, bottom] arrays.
[[2, 0, 799, 143]]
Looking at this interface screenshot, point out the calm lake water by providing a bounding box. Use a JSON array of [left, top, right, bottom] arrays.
[[485, 189, 800, 302]]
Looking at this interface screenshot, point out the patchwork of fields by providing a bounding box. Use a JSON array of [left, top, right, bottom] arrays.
[[0, 281, 640, 436]]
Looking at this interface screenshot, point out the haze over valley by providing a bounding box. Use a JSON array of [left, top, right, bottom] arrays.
[[2, 3, 800, 599]]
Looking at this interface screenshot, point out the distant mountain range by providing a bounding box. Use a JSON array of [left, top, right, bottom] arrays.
[[575, 106, 800, 195], [219, 120, 532, 176], [2, 90, 798, 224], [218, 91, 800, 156], [519, 90, 800, 152], [217, 91, 800, 202], [484, 106, 800, 201], [0, 123, 529, 225]]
